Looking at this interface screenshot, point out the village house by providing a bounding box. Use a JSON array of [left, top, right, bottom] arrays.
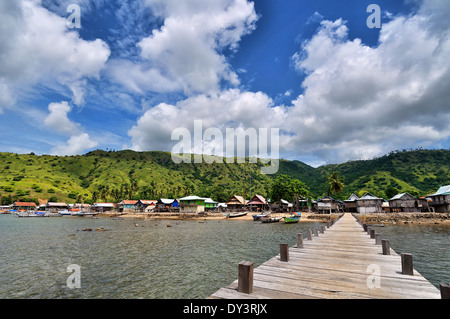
[[92, 202, 115, 212], [226, 195, 247, 211], [388, 193, 429, 213], [45, 202, 69, 212], [428, 185, 450, 213], [270, 199, 293, 213], [205, 198, 218, 211], [179, 196, 207, 213], [247, 194, 269, 212], [118, 200, 138, 212], [136, 200, 157, 212], [12, 202, 37, 211], [344, 194, 359, 213], [315, 196, 344, 214], [155, 199, 179, 212], [356, 193, 383, 214]]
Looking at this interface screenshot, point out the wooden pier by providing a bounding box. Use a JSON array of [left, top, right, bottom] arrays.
[[211, 213, 443, 299]]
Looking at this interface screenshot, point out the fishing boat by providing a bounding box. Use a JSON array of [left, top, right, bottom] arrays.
[[284, 212, 301, 224], [261, 216, 282, 223], [252, 212, 270, 221], [225, 212, 248, 218], [58, 210, 71, 216], [15, 210, 49, 217]]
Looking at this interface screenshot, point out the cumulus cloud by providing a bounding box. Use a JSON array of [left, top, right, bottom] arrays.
[[109, 0, 258, 95], [128, 89, 288, 157], [286, 3, 450, 164], [50, 133, 98, 156], [44, 101, 80, 136], [128, 0, 450, 166], [44, 100, 98, 156], [0, 0, 110, 111]]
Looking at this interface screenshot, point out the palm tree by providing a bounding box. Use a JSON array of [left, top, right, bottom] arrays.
[[327, 172, 344, 197]]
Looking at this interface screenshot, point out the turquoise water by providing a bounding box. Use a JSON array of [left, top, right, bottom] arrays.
[[0, 214, 448, 298]]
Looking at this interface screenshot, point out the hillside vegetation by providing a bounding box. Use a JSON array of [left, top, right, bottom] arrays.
[[0, 149, 449, 205]]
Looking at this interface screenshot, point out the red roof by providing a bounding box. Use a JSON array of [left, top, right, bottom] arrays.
[[247, 195, 266, 205], [14, 202, 37, 207], [121, 200, 138, 204]]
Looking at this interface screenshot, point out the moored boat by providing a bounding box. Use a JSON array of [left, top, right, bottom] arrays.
[[261, 216, 282, 223], [252, 212, 270, 221], [225, 212, 248, 218], [283, 212, 301, 224]]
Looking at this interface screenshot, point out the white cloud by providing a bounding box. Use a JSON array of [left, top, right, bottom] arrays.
[[287, 2, 450, 164], [50, 133, 98, 156], [128, 89, 288, 156], [0, 0, 110, 111], [109, 0, 258, 95], [44, 101, 80, 136]]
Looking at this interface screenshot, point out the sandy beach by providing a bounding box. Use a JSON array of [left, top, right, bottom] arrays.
[[97, 212, 342, 223], [96, 211, 450, 225]]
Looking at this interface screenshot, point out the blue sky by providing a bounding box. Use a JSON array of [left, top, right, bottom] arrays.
[[1, 0, 449, 167]]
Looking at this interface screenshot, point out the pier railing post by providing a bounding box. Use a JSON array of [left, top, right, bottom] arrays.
[[320, 225, 325, 234], [375, 234, 382, 245], [280, 244, 289, 262], [238, 261, 253, 294], [401, 253, 414, 276], [370, 229, 375, 239], [307, 229, 313, 240], [440, 283, 450, 299], [296, 233, 304, 248], [382, 239, 390, 255], [313, 228, 319, 237]]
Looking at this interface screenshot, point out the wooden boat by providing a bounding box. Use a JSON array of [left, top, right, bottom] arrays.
[[226, 212, 248, 218], [261, 216, 282, 223], [252, 212, 270, 221], [284, 212, 301, 224]]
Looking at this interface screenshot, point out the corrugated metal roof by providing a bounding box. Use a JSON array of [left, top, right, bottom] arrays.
[[345, 194, 359, 202], [179, 196, 207, 201], [431, 185, 450, 196], [13, 202, 37, 207], [359, 193, 381, 200]]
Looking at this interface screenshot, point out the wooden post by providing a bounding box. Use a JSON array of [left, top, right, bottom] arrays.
[[375, 233, 382, 245], [320, 225, 325, 234], [313, 228, 319, 237], [440, 283, 450, 299], [362, 223, 367, 232], [307, 229, 313, 240], [382, 239, 390, 255], [238, 261, 253, 294], [401, 253, 414, 276], [370, 229, 375, 239], [280, 244, 289, 262], [296, 233, 304, 248], [326, 222, 330, 228]]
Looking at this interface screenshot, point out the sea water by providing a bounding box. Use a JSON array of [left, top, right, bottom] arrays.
[[0, 214, 448, 298]]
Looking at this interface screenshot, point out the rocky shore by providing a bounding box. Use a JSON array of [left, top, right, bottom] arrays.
[[358, 213, 450, 225]]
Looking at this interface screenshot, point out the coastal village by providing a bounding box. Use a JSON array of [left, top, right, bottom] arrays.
[[1, 185, 449, 224]]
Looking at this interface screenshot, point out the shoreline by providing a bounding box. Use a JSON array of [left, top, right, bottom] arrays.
[[96, 211, 450, 225], [357, 212, 450, 225], [97, 211, 338, 223]]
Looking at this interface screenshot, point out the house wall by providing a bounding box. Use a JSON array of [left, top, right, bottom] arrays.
[[356, 199, 383, 214]]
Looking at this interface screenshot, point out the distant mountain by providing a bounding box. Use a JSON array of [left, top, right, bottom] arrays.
[[0, 149, 449, 204]]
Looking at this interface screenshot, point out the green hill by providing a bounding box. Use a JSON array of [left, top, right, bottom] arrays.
[[0, 149, 449, 205]]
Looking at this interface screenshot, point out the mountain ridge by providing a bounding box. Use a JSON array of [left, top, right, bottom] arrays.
[[0, 149, 449, 204]]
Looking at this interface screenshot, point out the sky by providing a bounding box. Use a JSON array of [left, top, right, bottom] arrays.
[[1, 0, 450, 167]]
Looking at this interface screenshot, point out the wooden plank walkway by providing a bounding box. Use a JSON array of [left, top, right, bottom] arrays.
[[211, 213, 441, 299]]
